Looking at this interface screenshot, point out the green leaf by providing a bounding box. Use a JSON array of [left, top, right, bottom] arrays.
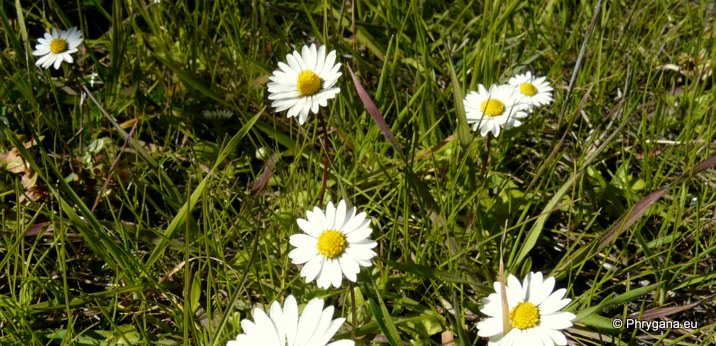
[[364, 275, 402, 345], [578, 313, 618, 331], [190, 274, 202, 313]]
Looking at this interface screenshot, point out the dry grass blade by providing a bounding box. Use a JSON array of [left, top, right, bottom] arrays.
[[632, 300, 703, 321], [597, 188, 668, 249], [499, 254, 511, 336], [557, 153, 716, 274], [250, 153, 278, 194], [693, 154, 716, 174], [600, 153, 716, 249], [348, 65, 404, 156]]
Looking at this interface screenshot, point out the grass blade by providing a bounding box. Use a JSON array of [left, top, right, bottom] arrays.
[[348, 65, 404, 156], [144, 109, 261, 269]]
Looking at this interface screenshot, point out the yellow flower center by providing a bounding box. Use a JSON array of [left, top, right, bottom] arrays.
[[296, 70, 322, 96], [49, 38, 68, 54], [316, 230, 347, 259], [480, 99, 505, 117], [519, 82, 538, 97], [509, 302, 540, 330]]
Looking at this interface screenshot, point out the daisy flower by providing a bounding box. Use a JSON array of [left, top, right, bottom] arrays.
[[227, 295, 354, 346], [463, 84, 528, 137], [289, 200, 377, 289], [508, 72, 553, 109], [32, 27, 83, 70], [267, 43, 342, 125], [476, 272, 575, 346]]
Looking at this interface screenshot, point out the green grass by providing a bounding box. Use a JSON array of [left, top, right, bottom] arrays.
[[1, 0, 715, 345]]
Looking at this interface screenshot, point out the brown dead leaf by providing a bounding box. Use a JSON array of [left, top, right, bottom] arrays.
[[0, 139, 45, 203], [1, 149, 28, 174], [441, 331, 456, 346]]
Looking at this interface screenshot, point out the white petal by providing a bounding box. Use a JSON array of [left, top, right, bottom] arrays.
[[321, 49, 337, 76], [292, 50, 307, 70], [539, 289, 570, 314], [476, 316, 503, 337], [52, 56, 64, 69], [480, 292, 503, 317], [341, 210, 367, 234], [296, 298, 324, 344], [540, 312, 575, 330], [505, 275, 525, 304], [345, 224, 372, 243], [527, 273, 553, 305], [272, 98, 299, 112], [344, 245, 376, 262], [269, 90, 302, 101], [298, 112, 309, 125], [276, 61, 295, 75], [286, 52, 302, 73], [289, 231, 317, 247], [268, 300, 286, 343], [316, 258, 342, 288], [545, 328, 569, 345], [310, 97, 321, 114], [32, 47, 50, 55], [304, 44, 317, 71], [308, 305, 335, 344], [329, 259, 344, 288], [296, 217, 319, 237], [327, 341, 355, 346], [284, 296, 299, 345], [316, 317, 346, 345], [315, 45, 327, 75], [251, 309, 282, 344], [288, 244, 318, 265], [338, 255, 360, 282], [301, 256, 324, 283], [324, 201, 337, 229], [312, 205, 329, 230], [35, 54, 52, 67], [287, 97, 306, 118], [313, 87, 341, 101], [333, 200, 348, 230]]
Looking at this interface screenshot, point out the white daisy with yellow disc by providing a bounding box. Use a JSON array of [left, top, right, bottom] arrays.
[[289, 200, 377, 289], [227, 295, 354, 346], [463, 84, 528, 137], [508, 72, 554, 109], [33, 27, 83, 70], [476, 272, 575, 345], [267, 44, 342, 125]]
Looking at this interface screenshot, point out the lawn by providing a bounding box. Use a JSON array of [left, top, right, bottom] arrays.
[[0, 0, 715, 345]]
